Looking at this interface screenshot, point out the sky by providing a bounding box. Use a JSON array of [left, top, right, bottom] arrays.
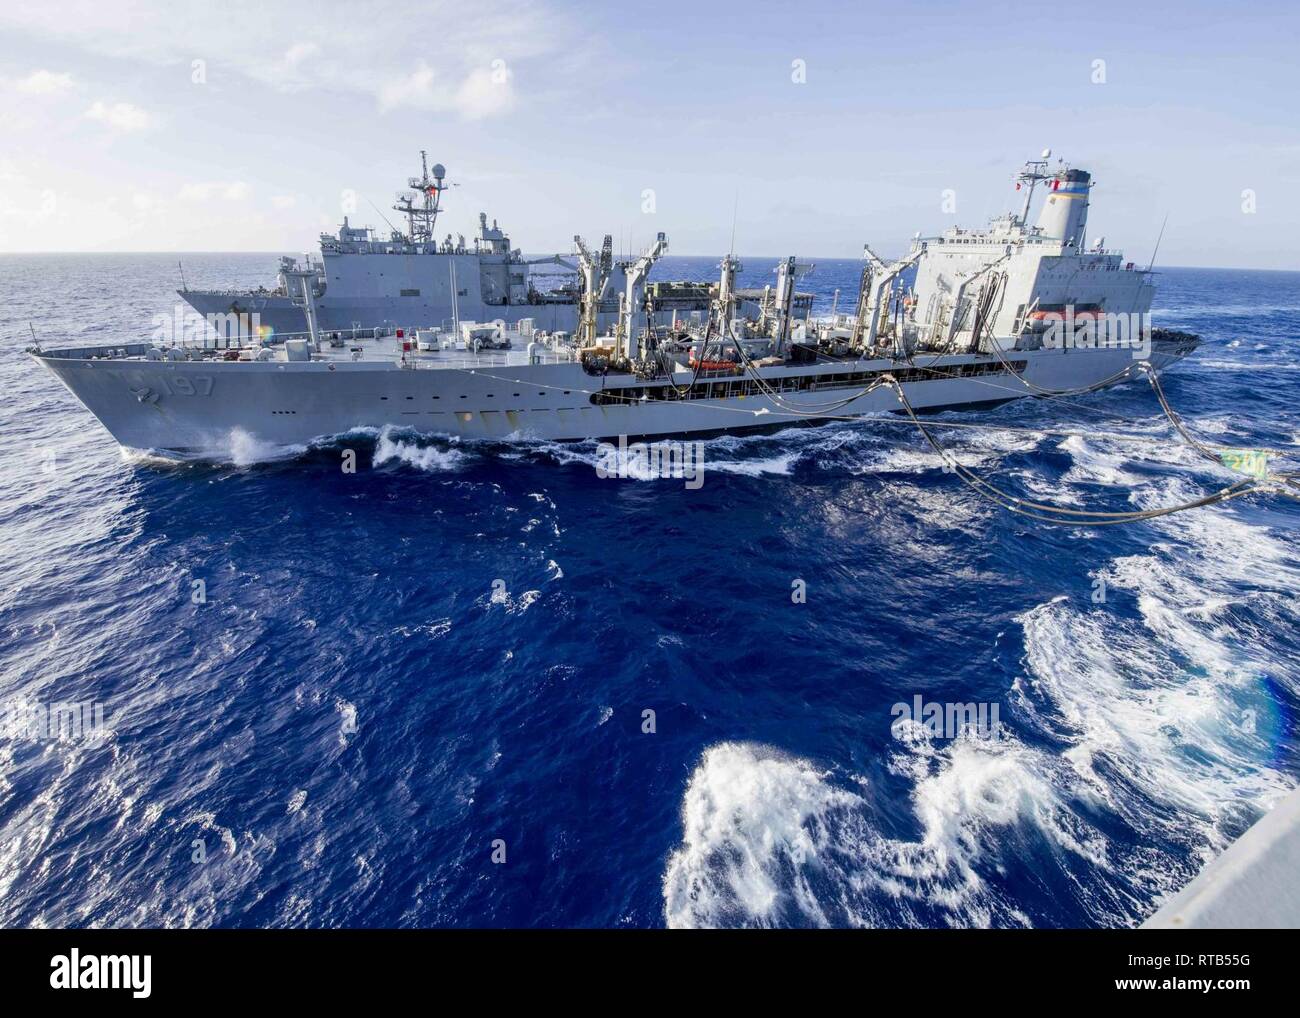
[[0, 0, 1297, 268]]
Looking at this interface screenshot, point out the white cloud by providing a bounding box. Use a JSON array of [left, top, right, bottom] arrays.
[[0, 159, 60, 226], [178, 180, 251, 202], [282, 41, 314, 63], [378, 61, 514, 119], [0, 1, 567, 120], [85, 100, 155, 131], [15, 69, 74, 94], [454, 65, 514, 121], [377, 63, 436, 113], [283, 41, 318, 66], [256, 41, 322, 90], [271, 194, 297, 209]]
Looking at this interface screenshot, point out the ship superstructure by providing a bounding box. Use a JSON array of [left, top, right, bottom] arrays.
[[897, 154, 1154, 354], [34, 155, 1198, 457]]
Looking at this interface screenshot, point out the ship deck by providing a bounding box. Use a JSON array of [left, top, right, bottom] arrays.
[[315, 342, 584, 370], [30, 337, 593, 372]]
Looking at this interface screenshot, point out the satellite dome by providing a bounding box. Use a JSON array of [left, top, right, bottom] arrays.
[[432, 164, 446, 180]]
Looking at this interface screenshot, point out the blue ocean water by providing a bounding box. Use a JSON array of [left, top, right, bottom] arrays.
[[0, 253, 1298, 928]]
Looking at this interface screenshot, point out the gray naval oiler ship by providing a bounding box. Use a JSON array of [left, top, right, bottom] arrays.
[[32, 154, 1198, 457]]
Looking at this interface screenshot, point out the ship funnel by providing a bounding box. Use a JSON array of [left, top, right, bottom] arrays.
[[1036, 168, 1091, 246]]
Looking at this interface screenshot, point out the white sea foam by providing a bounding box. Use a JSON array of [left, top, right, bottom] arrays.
[[1016, 608, 1292, 863], [373, 428, 467, 472], [336, 700, 357, 746], [119, 446, 191, 468], [837, 424, 1039, 478], [119, 429, 307, 466], [1015, 468, 1084, 506], [510, 419, 1049, 485], [525, 431, 804, 480], [226, 428, 306, 467], [1057, 435, 1144, 487], [707, 454, 797, 476], [1187, 416, 1235, 436], [1197, 359, 1300, 372], [1015, 479, 1297, 857], [486, 584, 541, 615], [662, 737, 1093, 929], [702, 424, 875, 477], [663, 742, 860, 928]]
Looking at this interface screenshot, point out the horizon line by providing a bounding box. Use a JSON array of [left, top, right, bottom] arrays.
[[0, 250, 1295, 274]]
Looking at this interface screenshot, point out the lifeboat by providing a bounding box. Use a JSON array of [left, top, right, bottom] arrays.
[[689, 357, 739, 372], [1027, 305, 1104, 322], [688, 344, 740, 372]]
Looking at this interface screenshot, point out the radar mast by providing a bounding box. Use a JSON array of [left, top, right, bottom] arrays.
[[393, 151, 447, 243], [1015, 149, 1055, 226]]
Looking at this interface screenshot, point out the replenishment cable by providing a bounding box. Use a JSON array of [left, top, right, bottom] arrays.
[[463, 342, 1300, 520], [878, 374, 1299, 525], [1141, 364, 1300, 493]]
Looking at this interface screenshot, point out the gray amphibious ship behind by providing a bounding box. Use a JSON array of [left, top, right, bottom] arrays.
[[178, 151, 667, 336]]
